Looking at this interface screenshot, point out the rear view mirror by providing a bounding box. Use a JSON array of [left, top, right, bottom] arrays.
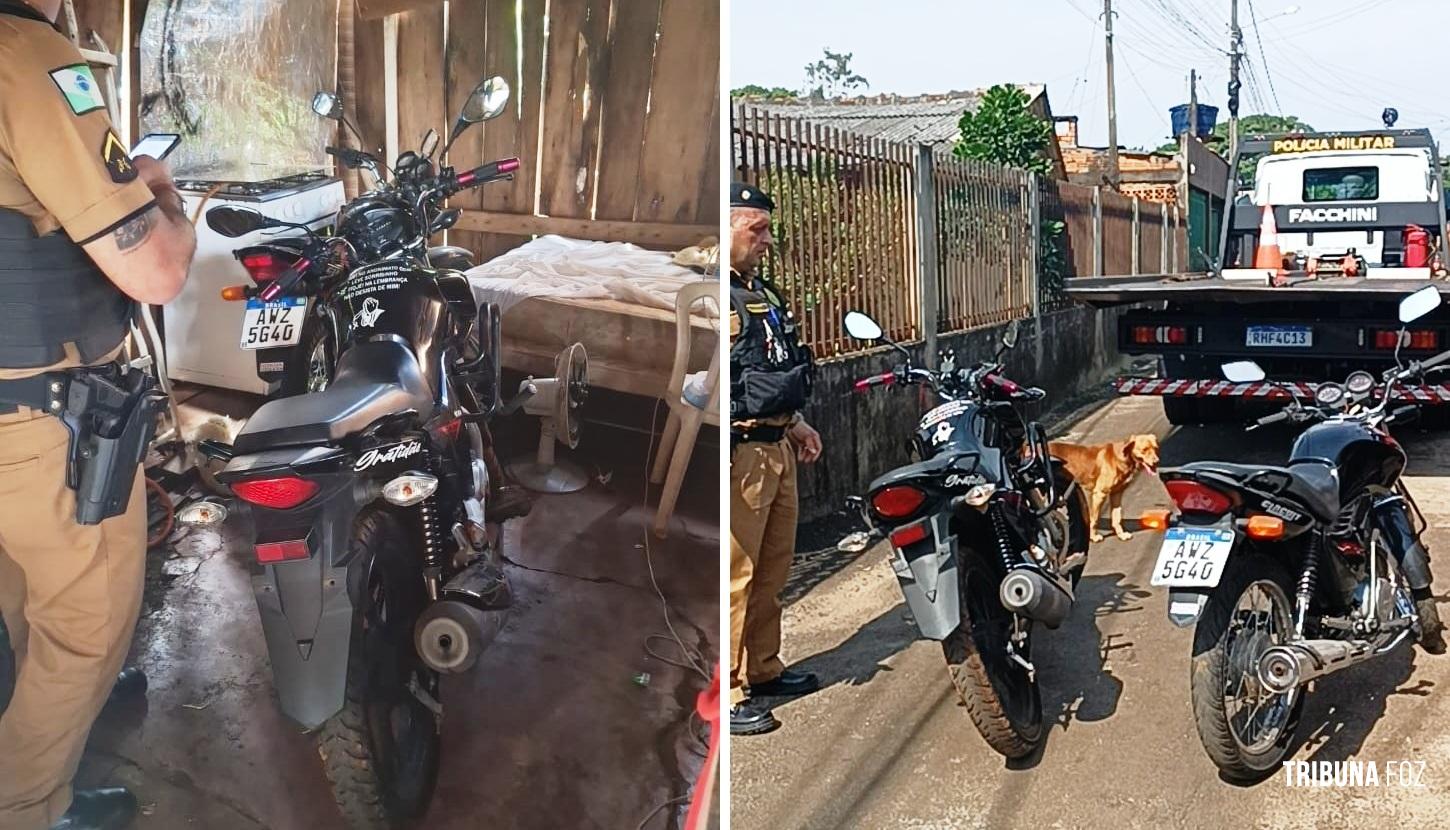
[[461, 76, 511, 124], [420, 129, 439, 159], [1399, 286, 1442, 324], [843, 311, 883, 341], [206, 206, 273, 238], [1001, 319, 1021, 350], [1221, 360, 1267, 383], [311, 91, 343, 121]]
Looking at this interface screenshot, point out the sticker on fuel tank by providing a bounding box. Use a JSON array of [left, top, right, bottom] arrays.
[[354, 440, 423, 471], [337, 263, 408, 301], [919, 400, 971, 429]]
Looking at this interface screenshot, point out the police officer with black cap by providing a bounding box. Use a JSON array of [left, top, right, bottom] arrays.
[[728, 182, 822, 735], [0, 2, 196, 828]]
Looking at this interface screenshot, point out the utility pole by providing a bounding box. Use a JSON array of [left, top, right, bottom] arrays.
[[1188, 69, 1199, 143], [1227, 0, 1243, 164], [1104, 0, 1120, 188]]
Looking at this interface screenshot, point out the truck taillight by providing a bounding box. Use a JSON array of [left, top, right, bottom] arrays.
[[1371, 329, 1438, 350], [240, 252, 299, 283], [1131, 325, 1189, 345]]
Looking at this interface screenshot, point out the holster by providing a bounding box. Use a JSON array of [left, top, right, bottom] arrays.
[[58, 366, 167, 525]]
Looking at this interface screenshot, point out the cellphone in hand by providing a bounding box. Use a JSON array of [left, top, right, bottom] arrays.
[[130, 133, 181, 161]]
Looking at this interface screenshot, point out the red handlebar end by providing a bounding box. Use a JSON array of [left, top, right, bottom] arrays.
[[498, 158, 521, 174]]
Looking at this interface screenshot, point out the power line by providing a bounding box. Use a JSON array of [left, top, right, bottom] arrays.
[[1245, 0, 1282, 113]]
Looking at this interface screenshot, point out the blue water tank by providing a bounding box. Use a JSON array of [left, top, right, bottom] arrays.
[[1170, 104, 1219, 138]]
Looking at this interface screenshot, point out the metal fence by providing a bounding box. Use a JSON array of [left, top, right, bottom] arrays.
[[731, 103, 1186, 360]]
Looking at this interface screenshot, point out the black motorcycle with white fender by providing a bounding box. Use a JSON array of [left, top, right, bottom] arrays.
[[177, 76, 572, 828], [840, 311, 1089, 759], [1147, 285, 1447, 782]]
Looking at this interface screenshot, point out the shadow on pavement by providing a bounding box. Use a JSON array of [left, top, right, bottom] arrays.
[[1290, 646, 1428, 768], [767, 602, 918, 703]]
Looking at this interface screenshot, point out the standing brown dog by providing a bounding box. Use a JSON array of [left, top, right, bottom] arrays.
[[1048, 434, 1161, 542]]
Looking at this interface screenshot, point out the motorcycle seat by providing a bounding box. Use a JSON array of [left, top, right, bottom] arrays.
[[232, 339, 433, 454], [1176, 460, 1340, 522], [868, 447, 999, 492], [428, 245, 475, 271]]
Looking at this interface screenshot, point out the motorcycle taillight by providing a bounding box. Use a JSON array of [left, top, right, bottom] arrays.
[[871, 485, 926, 519], [232, 476, 319, 510], [240, 251, 299, 283], [1164, 480, 1233, 515]]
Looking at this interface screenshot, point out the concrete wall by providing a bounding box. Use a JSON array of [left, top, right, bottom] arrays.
[[795, 303, 1123, 522]]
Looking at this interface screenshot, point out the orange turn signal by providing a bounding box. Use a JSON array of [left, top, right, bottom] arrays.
[[1246, 515, 1285, 540], [220, 286, 248, 301], [1139, 509, 1172, 531]]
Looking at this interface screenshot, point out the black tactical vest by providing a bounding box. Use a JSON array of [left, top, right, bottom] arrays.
[[0, 209, 134, 369], [729, 273, 814, 420]]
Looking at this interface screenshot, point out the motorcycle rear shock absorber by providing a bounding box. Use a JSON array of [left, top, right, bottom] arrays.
[[1294, 533, 1320, 635], [417, 446, 445, 600], [988, 503, 1020, 572]]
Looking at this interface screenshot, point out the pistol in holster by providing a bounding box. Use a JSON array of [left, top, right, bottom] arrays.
[[56, 366, 167, 525]]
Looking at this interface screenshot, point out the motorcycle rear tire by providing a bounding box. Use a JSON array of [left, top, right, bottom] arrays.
[[942, 553, 1045, 759], [318, 509, 441, 829], [280, 320, 334, 398], [1189, 551, 1303, 782]]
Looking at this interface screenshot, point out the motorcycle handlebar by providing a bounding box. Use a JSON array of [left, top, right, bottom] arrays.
[[455, 157, 521, 188], [258, 257, 312, 302], [853, 372, 895, 392]]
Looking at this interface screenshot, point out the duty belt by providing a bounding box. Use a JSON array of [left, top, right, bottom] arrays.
[[0, 371, 71, 415], [731, 424, 787, 446]]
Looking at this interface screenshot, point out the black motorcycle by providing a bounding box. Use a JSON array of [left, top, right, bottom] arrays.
[[841, 311, 1089, 759], [1147, 285, 1447, 782], [177, 76, 563, 828]]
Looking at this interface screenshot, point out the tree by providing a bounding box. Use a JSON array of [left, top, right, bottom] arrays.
[[952, 85, 1054, 175], [731, 84, 797, 101], [802, 48, 868, 100]]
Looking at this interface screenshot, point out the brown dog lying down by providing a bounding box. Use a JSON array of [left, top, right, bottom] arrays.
[[1048, 434, 1161, 542]]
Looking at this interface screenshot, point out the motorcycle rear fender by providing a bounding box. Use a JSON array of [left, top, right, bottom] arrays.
[[889, 512, 960, 640], [225, 448, 372, 729], [1162, 517, 1241, 628]]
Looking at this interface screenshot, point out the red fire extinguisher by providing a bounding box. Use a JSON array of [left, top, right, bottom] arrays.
[[1404, 224, 1431, 267]]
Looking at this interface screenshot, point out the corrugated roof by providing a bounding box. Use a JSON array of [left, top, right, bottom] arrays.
[[734, 86, 1047, 146]]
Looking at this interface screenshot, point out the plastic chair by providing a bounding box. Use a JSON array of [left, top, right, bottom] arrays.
[[651, 281, 721, 538]]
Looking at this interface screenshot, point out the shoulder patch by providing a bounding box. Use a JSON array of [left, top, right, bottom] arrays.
[[745, 302, 770, 314], [101, 130, 137, 184], [49, 64, 107, 116]]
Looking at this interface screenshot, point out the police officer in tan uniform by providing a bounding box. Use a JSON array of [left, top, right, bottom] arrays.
[[0, 2, 195, 828], [728, 183, 823, 735]]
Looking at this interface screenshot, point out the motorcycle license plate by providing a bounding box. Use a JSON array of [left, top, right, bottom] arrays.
[[240, 297, 306, 350], [1150, 527, 1235, 588], [1245, 325, 1312, 348]]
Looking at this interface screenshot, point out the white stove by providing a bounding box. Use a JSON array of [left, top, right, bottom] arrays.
[[164, 172, 345, 393]]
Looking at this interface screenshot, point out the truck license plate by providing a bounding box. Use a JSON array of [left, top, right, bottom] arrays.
[[1150, 527, 1235, 588], [1246, 325, 1312, 348], [240, 297, 306, 350]]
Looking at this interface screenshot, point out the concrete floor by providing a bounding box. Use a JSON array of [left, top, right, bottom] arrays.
[[73, 386, 720, 830], [732, 394, 1450, 830]]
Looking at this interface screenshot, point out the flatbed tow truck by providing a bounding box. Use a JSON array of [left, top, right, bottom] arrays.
[[1066, 128, 1450, 425]]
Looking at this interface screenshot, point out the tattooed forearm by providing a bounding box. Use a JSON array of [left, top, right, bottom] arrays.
[[113, 207, 157, 253]]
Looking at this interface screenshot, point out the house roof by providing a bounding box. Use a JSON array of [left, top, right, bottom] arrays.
[[734, 85, 1048, 146]]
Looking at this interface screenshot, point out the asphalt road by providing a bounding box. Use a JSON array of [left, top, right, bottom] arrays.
[[731, 395, 1450, 830]]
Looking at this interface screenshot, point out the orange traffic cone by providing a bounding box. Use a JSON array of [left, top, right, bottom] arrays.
[[1254, 203, 1282, 270]]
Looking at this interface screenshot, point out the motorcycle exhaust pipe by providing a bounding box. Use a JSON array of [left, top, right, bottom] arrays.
[[1258, 638, 1376, 694], [414, 559, 512, 674], [999, 565, 1074, 629]]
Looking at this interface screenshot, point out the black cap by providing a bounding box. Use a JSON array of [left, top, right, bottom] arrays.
[[731, 181, 775, 212]]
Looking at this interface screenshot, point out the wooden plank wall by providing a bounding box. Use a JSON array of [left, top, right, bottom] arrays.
[[430, 0, 719, 258]]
